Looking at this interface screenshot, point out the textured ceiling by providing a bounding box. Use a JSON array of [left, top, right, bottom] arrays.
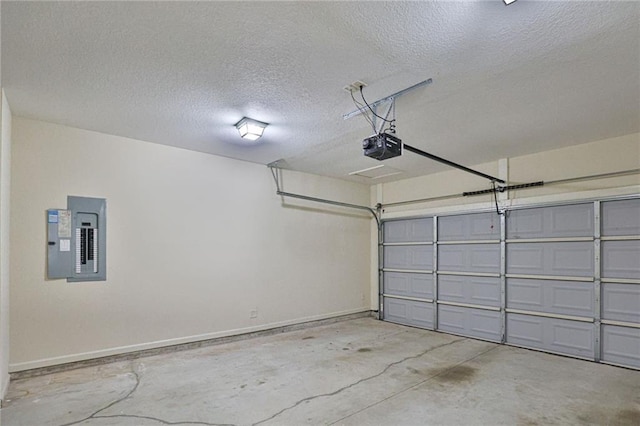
[[2, 1, 639, 184]]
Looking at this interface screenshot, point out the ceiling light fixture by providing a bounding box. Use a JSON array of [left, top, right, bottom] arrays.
[[503, 0, 517, 5], [235, 117, 268, 141]]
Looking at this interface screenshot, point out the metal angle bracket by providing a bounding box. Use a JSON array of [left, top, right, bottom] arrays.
[[267, 163, 381, 227], [343, 78, 433, 121], [268, 160, 284, 192]]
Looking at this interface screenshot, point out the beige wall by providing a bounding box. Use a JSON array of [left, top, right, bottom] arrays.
[[1, 91, 12, 400], [7, 117, 639, 372], [379, 133, 639, 218], [508, 133, 639, 199], [9, 118, 371, 371]]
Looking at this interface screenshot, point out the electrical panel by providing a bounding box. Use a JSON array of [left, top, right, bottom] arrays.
[[47, 196, 106, 282]]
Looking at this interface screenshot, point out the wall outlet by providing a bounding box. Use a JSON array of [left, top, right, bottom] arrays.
[[250, 308, 258, 319]]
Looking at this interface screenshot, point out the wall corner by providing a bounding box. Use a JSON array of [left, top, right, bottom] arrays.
[[0, 88, 13, 402]]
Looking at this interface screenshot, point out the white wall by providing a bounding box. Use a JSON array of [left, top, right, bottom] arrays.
[[10, 118, 372, 371], [0, 91, 13, 400]]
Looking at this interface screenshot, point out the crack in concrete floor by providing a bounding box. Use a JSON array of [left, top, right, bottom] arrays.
[[251, 337, 468, 425], [59, 366, 142, 426], [51, 337, 472, 426], [329, 345, 500, 425], [58, 364, 233, 426]]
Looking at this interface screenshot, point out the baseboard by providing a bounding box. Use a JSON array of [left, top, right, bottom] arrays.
[[10, 309, 374, 379]]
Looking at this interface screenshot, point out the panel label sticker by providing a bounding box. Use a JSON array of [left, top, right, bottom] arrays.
[[60, 239, 71, 252], [58, 210, 72, 238], [48, 210, 58, 223]]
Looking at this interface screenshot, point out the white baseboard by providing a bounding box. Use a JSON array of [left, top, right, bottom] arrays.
[[9, 308, 370, 373]]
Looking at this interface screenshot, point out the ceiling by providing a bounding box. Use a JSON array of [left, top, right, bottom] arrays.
[[2, 1, 639, 185]]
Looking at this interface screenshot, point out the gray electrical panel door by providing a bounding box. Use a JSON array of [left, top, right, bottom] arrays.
[[600, 198, 640, 368], [506, 203, 595, 359], [436, 212, 501, 342], [47, 196, 107, 282], [68, 196, 106, 282], [47, 209, 73, 279], [382, 218, 434, 329]]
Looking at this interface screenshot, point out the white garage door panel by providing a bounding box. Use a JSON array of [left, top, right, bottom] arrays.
[[507, 204, 593, 239], [384, 245, 433, 270], [507, 313, 595, 359], [601, 325, 640, 369], [506, 278, 594, 318], [438, 244, 500, 274], [506, 242, 594, 277], [437, 305, 501, 342], [380, 197, 639, 369], [602, 199, 640, 236], [438, 212, 500, 241], [384, 272, 433, 300], [438, 275, 501, 307], [602, 283, 640, 324], [602, 240, 640, 280], [384, 218, 433, 243], [384, 298, 434, 329]]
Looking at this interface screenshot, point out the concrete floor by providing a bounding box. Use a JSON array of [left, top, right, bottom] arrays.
[[1, 318, 639, 426]]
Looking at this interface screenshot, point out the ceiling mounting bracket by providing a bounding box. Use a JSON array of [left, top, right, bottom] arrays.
[[342, 78, 433, 121]]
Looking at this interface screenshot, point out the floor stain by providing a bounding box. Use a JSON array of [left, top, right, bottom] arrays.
[[576, 410, 606, 424], [576, 406, 640, 426], [516, 415, 539, 426], [406, 367, 421, 375], [431, 365, 477, 384], [617, 409, 640, 426], [342, 348, 350, 351], [357, 348, 372, 353]]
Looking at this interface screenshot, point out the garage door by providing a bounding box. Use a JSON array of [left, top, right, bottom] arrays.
[[437, 212, 502, 342], [505, 203, 596, 360], [380, 196, 640, 370], [382, 218, 434, 329], [600, 199, 640, 368]]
